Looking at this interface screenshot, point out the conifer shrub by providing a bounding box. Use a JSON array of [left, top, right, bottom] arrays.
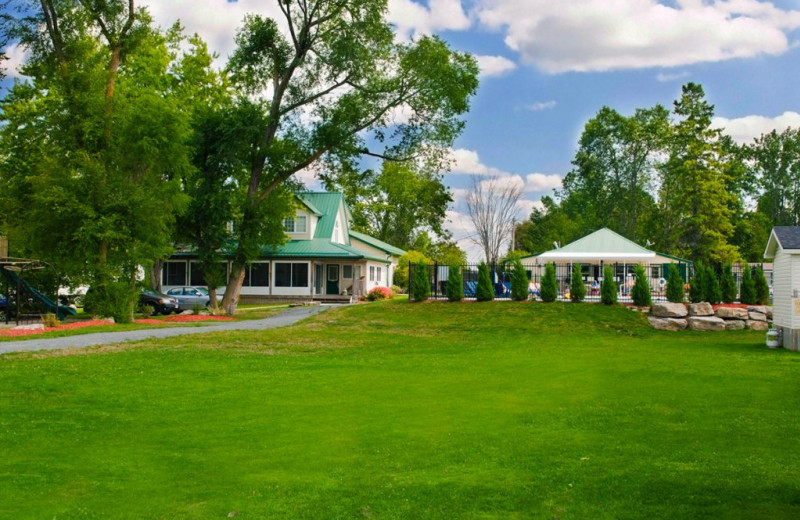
[[411, 260, 430, 302], [720, 263, 736, 304], [689, 264, 706, 303], [703, 265, 721, 305], [476, 262, 494, 302], [739, 267, 756, 304], [631, 264, 651, 307], [540, 262, 558, 302], [446, 263, 464, 302], [666, 263, 685, 303], [754, 266, 770, 305], [601, 265, 617, 305], [570, 263, 586, 303], [510, 259, 530, 301]]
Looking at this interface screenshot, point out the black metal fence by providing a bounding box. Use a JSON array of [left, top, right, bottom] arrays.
[[408, 262, 771, 303]]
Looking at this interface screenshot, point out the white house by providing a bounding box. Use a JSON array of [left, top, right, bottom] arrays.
[[162, 193, 405, 303], [763, 226, 800, 351]]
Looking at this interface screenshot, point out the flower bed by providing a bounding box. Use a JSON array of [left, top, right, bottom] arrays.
[[0, 320, 114, 338]]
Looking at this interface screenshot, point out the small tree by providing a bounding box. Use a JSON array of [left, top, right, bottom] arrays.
[[754, 266, 770, 305], [689, 263, 706, 303], [540, 262, 558, 302], [703, 265, 721, 305], [739, 267, 756, 304], [631, 264, 652, 307], [720, 263, 736, 304], [666, 264, 685, 303], [411, 261, 430, 302], [601, 265, 618, 305], [476, 262, 494, 302], [510, 259, 530, 302], [446, 263, 464, 302], [570, 263, 586, 303]]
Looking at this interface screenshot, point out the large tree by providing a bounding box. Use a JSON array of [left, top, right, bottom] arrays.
[[467, 175, 523, 264], [750, 128, 800, 226], [218, 1, 478, 313]]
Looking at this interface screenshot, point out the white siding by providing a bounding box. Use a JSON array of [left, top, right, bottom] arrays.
[[773, 250, 793, 328]]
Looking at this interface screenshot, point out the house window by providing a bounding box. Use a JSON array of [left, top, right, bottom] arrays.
[[283, 216, 307, 233], [651, 265, 661, 279], [275, 262, 309, 287], [369, 266, 375, 281], [249, 263, 270, 287], [190, 262, 228, 287], [283, 218, 295, 232], [162, 261, 187, 286], [343, 265, 353, 279], [377, 267, 382, 283]]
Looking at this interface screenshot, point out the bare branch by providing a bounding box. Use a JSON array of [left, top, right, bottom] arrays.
[[466, 176, 523, 264]]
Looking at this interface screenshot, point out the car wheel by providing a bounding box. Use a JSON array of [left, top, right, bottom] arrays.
[[160, 307, 172, 316]]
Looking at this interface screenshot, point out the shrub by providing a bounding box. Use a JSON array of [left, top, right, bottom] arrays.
[[703, 265, 721, 305], [446, 263, 464, 302], [631, 264, 651, 307], [510, 259, 530, 301], [394, 251, 431, 290], [569, 263, 586, 303], [391, 285, 404, 295], [476, 262, 494, 302], [410, 261, 430, 302], [601, 265, 617, 305], [192, 303, 204, 315], [739, 267, 756, 304], [689, 264, 705, 303], [368, 286, 394, 301], [41, 313, 60, 328], [666, 264, 685, 303], [720, 263, 736, 304], [83, 282, 138, 323], [540, 262, 558, 302], [754, 266, 770, 305]]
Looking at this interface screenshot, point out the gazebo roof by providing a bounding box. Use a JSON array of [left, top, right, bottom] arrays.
[[524, 228, 688, 263]]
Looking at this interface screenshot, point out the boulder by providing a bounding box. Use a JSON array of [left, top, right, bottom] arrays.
[[747, 320, 769, 331], [689, 302, 714, 317], [715, 307, 748, 320], [724, 320, 746, 331], [765, 306, 773, 319], [648, 317, 688, 331], [747, 305, 768, 315], [651, 302, 688, 318], [748, 311, 767, 322], [688, 316, 727, 331]]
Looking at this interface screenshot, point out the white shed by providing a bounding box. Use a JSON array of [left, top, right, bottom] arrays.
[[764, 227, 800, 351]]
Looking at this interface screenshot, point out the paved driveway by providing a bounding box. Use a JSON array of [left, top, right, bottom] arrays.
[[0, 305, 331, 355]]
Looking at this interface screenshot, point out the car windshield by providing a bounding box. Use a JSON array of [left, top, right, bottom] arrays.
[[195, 287, 209, 295]]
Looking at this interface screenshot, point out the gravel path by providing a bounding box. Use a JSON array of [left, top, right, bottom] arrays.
[[0, 305, 332, 355]]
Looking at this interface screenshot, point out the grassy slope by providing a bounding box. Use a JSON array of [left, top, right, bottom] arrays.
[[1, 301, 798, 519]]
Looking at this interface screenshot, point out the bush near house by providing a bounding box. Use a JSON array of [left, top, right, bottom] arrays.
[[702, 265, 721, 305], [689, 263, 705, 303], [754, 266, 770, 305], [601, 265, 617, 305], [367, 287, 394, 301], [540, 262, 558, 303], [411, 261, 430, 302], [510, 259, 529, 302], [666, 264, 685, 303], [720, 263, 736, 303], [446, 264, 464, 302], [570, 263, 586, 303], [476, 262, 494, 302], [740, 267, 756, 304], [631, 264, 651, 307]]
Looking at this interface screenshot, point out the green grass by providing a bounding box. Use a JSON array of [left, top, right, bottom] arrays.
[[1, 301, 798, 519]]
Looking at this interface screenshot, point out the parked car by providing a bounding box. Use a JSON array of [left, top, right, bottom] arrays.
[[139, 289, 180, 315], [164, 286, 222, 310]]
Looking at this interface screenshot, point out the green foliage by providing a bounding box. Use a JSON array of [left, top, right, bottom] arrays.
[[446, 263, 464, 302], [410, 261, 430, 303], [754, 267, 770, 305], [510, 259, 530, 302], [570, 264, 586, 303], [631, 264, 652, 307], [395, 251, 431, 288], [689, 264, 706, 303], [702, 265, 721, 305], [740, 268, 756, 305], [83, 282, 138, 323], [540, 263, 558, 303], [720, 264, 737, 304], [601, 265, 618, 305], [40, 313, 60, 328], [476, 262, 494, 302], [666, 264, 685, 303]]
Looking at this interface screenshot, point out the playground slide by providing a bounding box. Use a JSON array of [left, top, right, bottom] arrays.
[[0, 267, 77, 320]]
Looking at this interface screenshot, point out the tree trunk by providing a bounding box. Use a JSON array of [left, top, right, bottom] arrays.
[[221, 263, 246, 315], [150, 260, 162, 291]]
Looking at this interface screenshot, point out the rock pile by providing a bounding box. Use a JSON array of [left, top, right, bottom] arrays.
[[648, 303, 772, 332]]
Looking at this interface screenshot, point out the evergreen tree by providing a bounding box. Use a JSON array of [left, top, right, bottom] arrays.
[[445, 263, 464, 302], [739, 267, 756, 304], [601, 265, 618, 305], [476, 262, 494, 302], [570, 263, 586, 303], [720, 263, 737, 303], [411, 260, 430, 302], [703, 265, 721, 304], [689, 263, 706, 303], [540, 263, 558, 302], [666, 263, 686, 303], [510, 259, 530, 302], [631, 264, 652, 307], [754, 266, 770, 305]]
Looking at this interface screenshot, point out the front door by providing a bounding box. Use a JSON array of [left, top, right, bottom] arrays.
[[314, 264, 324, 295], [326, 265, 340, 295]]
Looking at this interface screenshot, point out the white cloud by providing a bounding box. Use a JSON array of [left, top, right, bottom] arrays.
[[712, 111, 800, 144], [656, 70, 690, 82], [389, 0, 471, 41], [516, 199, 545, 218], [449, 148, 508, 176], [2, 44, 29, 79], [475, 54, 517, 77], [525, 173, 562, 192], [475, 0, 800, 73], [526, 100, 557, 111]]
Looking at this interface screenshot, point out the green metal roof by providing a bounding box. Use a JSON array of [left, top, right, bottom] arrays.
[[348, 230, 406, 257], [298, 192, 349, 242], [297, 196, 323, 216], [554, 228, 652, 255], [173, 239, 388, 262]]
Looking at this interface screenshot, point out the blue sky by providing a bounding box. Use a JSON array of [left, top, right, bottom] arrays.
[[3, 0, 800, 259]]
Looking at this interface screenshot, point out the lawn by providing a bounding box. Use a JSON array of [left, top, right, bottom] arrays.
[[1, 301, 798, 519]]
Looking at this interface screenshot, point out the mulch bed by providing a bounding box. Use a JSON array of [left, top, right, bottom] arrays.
[[0, 315, 236, 338]]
